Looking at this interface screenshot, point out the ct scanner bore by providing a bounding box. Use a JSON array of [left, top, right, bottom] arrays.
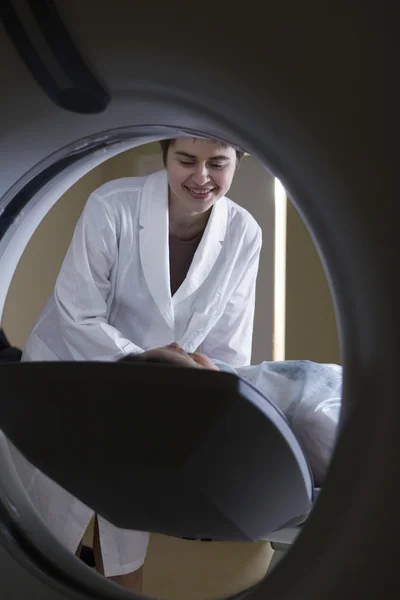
[[0, 1, 396, 599]]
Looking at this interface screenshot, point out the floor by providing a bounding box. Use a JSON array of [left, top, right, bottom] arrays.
[[80, 533, 273, 599]]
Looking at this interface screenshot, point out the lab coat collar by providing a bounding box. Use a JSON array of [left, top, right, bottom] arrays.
[[173, 193, 228, 304], [139, 170, 174, 328], [139, 169, 228, 325]]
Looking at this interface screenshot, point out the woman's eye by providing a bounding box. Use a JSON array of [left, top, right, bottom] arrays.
[[178, 160, 226, 169]]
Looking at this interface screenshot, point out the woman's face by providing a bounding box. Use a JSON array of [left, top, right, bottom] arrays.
[[166, 137, 237, 215]]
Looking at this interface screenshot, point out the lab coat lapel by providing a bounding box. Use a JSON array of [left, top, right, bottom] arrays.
[[139, 170, 174, 329], [173, 197, 228, 304]]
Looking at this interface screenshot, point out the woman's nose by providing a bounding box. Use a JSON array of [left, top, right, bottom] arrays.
[[192, 164, 209, 185]]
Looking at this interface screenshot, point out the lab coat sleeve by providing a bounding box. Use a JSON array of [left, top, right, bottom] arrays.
[[198, 227, 262, 367], [53, 192, 143, 361]]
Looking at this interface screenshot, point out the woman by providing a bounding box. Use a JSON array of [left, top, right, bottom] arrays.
[[21, 136, 262, 591]]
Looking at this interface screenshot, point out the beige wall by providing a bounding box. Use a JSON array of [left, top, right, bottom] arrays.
[[285, 201, 340, 363], [101, 141, 160, 182], [228, 155, 275, 363], [2, 167, 103, 348]]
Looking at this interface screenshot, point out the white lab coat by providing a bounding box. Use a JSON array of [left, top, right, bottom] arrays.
[[19, 169, 262, 577], [22, 169, 262, 366]]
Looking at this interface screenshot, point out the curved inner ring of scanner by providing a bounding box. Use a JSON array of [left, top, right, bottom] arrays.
[[0, 125, 237, 321]]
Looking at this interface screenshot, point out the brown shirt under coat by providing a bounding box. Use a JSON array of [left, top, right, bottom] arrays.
[[169, 231, 204, 296]]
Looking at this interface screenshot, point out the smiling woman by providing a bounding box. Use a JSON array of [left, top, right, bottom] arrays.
[[18, 134, 262, 592], [161, 137, 244, 240]]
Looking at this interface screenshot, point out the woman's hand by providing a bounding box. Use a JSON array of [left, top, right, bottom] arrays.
[[121, 343, 219, 370]]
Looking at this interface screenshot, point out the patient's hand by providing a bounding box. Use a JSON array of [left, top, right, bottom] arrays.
[[120, 343, 219, 371]]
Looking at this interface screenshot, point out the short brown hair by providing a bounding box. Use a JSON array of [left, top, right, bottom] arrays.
[[159, 138, 245, 167]]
